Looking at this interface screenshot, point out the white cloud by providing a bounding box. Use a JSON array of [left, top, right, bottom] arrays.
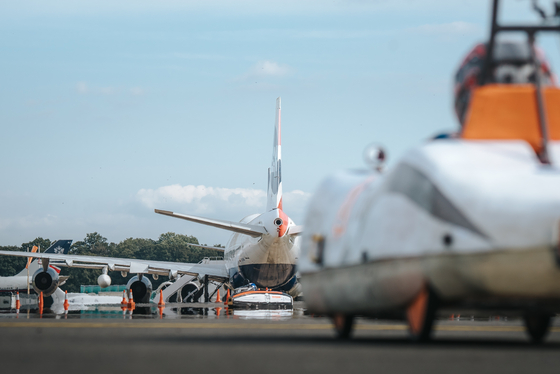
[[236, 60, 293, 82], [137, 184, 310, 216], [76, 81, 88, 94], [130, 87, 146, 96], [251, 60, 291, 77]]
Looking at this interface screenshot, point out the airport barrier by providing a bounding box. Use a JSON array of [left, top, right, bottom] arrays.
[[80, 284, 128, 294]]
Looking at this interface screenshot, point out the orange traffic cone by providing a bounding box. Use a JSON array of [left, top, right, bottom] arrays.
[[157, 289, 165, 308], [120, 290, 128, 308], [63, 290, 69, 311], [215, 289, 221, 303], [15, 292, 21, 310], [38, 292, 44, 315], [224, 289, 230, 305], [128, 290, 135, 310]]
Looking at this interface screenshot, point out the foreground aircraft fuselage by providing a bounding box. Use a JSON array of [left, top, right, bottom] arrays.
[[299, 0, 560, 342], [300, 140, 560, 340]]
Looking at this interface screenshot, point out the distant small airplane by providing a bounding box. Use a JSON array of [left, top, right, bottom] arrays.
[[50, 287, 122, 313], [298, 0, 560, 343], [0, 98, 303, 306], [0, 240, 72, 296]]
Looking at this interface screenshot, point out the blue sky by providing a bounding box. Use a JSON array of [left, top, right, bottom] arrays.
[[1, 0, 558, 247]]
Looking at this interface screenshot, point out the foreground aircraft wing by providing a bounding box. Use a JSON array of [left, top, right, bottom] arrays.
[[155, 209, 268, 237], [0, 251, 228, 282]]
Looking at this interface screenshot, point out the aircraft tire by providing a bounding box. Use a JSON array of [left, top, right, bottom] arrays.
[[332, 314, 355, 339], [406, 286, 438, 342], [524, 312, 552, 343]]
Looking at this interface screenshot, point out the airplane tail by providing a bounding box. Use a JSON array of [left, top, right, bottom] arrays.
[[15, 240, 72, 277], [266, 97, 283, 212]]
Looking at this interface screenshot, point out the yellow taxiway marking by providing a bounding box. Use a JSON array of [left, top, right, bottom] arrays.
[[0, 321, 556, 333]]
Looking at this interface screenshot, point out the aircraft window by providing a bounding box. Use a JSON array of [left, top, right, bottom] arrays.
[[387, 163, 487, 238]]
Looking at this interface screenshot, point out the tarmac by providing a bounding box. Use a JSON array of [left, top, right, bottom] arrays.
[[1, 304, 560, 374]]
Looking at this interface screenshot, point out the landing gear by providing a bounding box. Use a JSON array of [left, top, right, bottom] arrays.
[[332, 314, 355, 339], [406, 286, 438, 341], [524, 312, 552, 343]]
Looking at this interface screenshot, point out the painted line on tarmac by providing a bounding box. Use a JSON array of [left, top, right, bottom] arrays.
[[0, 321, 554, 333]]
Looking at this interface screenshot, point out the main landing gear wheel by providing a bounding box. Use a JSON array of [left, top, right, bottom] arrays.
[[406, 286, 438, 342], [332, 314, 355, 339], [524, 312, 552, 343]]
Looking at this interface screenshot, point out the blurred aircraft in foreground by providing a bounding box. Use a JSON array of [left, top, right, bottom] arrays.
[[299, 0, 560, 342]]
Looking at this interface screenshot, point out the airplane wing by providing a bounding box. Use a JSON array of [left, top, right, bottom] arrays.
[[0, 251, 228, 282], [188, 243, 225, 251], [155, 209, 268, 237]]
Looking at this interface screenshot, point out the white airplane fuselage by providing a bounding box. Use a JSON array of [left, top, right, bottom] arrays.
[[299, 140, 560, 314], [0, 276, 32, 292]]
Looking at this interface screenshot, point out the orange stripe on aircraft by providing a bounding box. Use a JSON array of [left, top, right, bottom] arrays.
[[278, 209, 289, 237]]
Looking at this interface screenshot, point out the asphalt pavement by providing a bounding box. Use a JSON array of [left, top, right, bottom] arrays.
[[1, 309, 560, 374]]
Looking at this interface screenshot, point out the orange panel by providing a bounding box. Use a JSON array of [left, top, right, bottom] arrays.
[[461, 84, 560, 153]]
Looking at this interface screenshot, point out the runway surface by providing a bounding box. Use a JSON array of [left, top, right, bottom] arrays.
[[1, 304, 560, 374]]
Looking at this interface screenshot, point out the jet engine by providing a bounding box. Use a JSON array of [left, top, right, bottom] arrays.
[[97, 274, 112, 288], [32, 267, 60, 297], [126, 275, 153, 303], [97, 267, 112, 288], [180, 282, 200, 302]]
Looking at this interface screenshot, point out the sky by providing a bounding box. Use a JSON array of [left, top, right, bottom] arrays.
[[1, 0, 559, 247]]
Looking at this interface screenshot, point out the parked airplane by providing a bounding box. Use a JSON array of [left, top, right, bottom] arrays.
[[298, 0, 560, 343], [50, 287, 122, 313], [0, 240, 72, 296], [0, 98, 302, 304]]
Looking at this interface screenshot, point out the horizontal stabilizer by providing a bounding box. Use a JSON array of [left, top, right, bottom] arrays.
[[155, 209, 267, 238], [288, 225, 304, 236]]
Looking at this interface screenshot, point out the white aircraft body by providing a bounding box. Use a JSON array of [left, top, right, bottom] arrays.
[[0, 240, 72, 295], [0, 98, 302, 303], [300, 141, 560, 340], [155, 97, 302, 294], [299, 1, 560, 342]]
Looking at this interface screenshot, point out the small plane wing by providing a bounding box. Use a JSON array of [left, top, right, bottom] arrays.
[[155, 209, 268, 238], [188, 243, 225, 251], [0, 250, 228, 282]]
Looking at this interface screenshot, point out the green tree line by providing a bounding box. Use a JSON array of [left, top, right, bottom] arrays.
[[0, 232, 224, 292]]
